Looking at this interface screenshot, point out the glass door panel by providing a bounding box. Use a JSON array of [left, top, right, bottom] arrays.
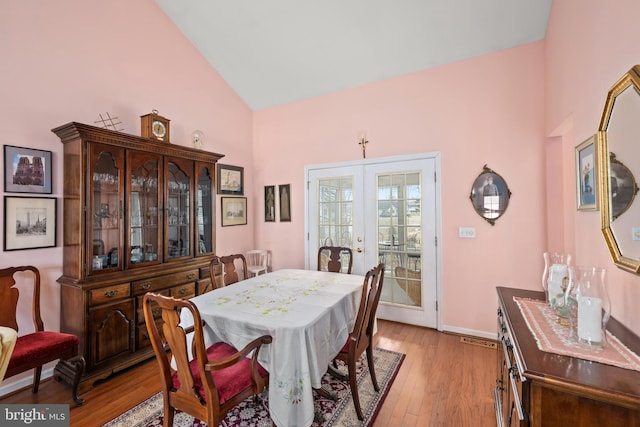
[[317, 176, 354, 273], [128, 152, 161, 267], [195, 164, 214, 255], [318, 176, 353, 247], [89, 145, 123, 273], [166, 159, 192, 259], [377, 171, 422, 308], [308, 165, 365, 273]]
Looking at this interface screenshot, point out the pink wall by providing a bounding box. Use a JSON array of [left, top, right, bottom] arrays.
[[545, 0, 640, 336], [2, 0, 639, 391], [254, 43, 547, 335], [0, 0, 254, 385]]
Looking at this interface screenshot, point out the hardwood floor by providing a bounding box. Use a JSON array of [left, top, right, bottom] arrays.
[[0, 320, 497, 426]]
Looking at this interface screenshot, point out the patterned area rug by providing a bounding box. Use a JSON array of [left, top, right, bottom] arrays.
[[103, 347, 404, 427]]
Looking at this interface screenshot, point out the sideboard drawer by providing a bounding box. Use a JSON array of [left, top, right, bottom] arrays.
[[132, 269, 199, 295], [90, 283, 131, 306], [136, 289, 170, 324], [170, 283, 196, 299]]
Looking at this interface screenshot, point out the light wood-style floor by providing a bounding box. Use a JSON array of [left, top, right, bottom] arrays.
[[0, 320, 497, 426]]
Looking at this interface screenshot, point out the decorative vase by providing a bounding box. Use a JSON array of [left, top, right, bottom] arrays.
[[571, 266, 610, 347], [542, 252, 572, 308]]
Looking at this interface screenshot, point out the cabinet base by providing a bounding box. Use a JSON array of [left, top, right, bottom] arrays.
[[76, 349, 154, 394]]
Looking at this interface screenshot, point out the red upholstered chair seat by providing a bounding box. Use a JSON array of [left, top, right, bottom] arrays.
[[8, 332, 80, 371], [173, 341, 268, 405]]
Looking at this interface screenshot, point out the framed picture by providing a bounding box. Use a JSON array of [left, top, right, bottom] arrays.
[[469, 165, 511, 226], [4, 145, 53, 194], [265, 185, 276, 222], [279, 184, 291, 222], [221, 197, 247, 227], [575, 135, 598, 211], [4, 196, 57, 251], [217, 164, 244, 195]]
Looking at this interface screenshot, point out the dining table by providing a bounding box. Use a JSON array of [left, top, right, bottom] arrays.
[[180, 268, 365, 427]]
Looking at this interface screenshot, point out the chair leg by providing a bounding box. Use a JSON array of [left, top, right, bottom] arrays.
[[348, 356, 364, 420], [32, 366, 42, 393], [54, 355, 86, 405], [164, 407, 175, 427], [366, 345, 380, 392]]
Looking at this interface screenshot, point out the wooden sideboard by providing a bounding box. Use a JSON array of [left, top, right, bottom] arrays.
[[53, 122, 224, 391], [495, 287, 640, 427]]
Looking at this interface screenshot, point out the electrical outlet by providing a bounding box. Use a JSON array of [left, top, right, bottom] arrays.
[[459, 227, 476, 238]]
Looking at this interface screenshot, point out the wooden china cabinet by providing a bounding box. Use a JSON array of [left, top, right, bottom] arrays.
[[53, 122, 223, 391]]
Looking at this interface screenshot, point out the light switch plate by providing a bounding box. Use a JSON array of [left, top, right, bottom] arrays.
[[459, 227, 476, 238]]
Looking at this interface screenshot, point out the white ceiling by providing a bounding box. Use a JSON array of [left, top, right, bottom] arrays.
[[156, 1, 552, 111]]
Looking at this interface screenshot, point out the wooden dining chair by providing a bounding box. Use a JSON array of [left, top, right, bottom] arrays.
[[328, 262, 384, 420], [317, 246, 353, 274], [208, 256, 225, 290], [220, 254, 248, 285], [0, 266, 85, 405], [143, 292, 272, 427]]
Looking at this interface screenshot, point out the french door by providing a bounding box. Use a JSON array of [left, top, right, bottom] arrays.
[[305, 153, 440, 328]]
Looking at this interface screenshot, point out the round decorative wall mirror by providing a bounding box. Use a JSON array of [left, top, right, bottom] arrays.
[[469, 165, 511, 226], [598, 65, 640, 273]]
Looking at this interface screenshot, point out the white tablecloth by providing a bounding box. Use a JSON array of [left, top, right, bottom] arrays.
[[182, 269, 364, 427]]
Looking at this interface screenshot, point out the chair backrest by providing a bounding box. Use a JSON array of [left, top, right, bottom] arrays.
[[0, 266, 44, 333], [143, 292, 217, 421], [208, 256, 225, 290], [317, 246, 353, 274], [246, 250, 268, 273], [350, 263, 385, 353], [219, 254, 248, 285]]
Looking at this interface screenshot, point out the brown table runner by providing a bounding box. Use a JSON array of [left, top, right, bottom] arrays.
[[513, 296, 640, 371]]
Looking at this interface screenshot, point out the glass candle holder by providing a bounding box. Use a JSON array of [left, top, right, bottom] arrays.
[[572, 266, 610, 347], [542, 252, 571, 307]]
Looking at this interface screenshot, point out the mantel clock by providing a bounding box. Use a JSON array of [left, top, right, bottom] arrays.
[[141, 110, 170, 142]]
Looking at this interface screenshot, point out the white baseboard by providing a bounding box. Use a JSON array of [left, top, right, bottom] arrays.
[[442, 325, 496, 340], [0, 367, 54, 397]]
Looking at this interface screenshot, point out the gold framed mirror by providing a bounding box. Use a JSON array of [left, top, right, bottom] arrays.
[[598, 65, 640, 273]]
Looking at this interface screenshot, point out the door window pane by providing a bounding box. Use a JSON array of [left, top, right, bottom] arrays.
[[377, 171, 422, 307], [318, 176, 353, 247]]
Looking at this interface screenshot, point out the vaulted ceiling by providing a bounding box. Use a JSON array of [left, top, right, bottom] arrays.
[[156, 1, 552, 111]]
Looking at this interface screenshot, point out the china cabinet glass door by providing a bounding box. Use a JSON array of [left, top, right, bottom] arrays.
[[128, 152, 161, 267], [166, 158, 192, 259], [89, 143, 124, 274], [195, 163, 214, 255]]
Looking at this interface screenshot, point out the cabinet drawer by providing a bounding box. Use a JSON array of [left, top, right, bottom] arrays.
[[136, 289, 170, 324], [137, 322, 160, 349], [132, 269, 199, 295], [170, 283, 195, 299], [90, 283, 131, 306], [197, 278, 213, 295]]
